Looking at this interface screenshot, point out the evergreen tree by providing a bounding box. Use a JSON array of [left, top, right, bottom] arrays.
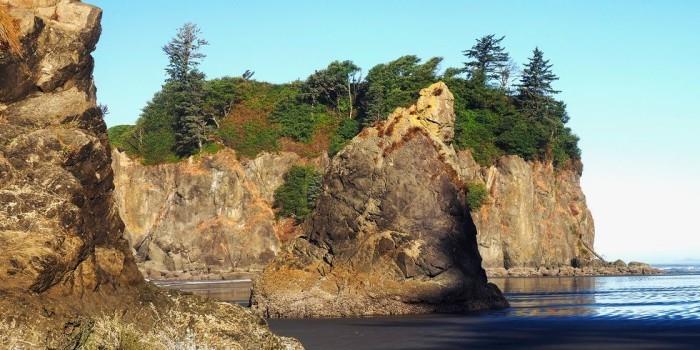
[[517, 47, 559, 98], [463, 34, 510, 86], [163, 23, 209, 156], [517, 48, 562, 123]]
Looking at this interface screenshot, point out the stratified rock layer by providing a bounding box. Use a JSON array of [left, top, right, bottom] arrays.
[[0, 2, 300, 348], [251, 82, 508, 318], [112, 149, 324, 278]]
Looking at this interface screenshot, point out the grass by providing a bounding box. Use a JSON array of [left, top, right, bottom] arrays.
[[0, 5, 22, 57]]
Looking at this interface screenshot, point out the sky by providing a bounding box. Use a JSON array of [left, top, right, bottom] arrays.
[[91, 0, 700, 264]]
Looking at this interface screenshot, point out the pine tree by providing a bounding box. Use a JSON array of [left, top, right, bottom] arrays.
[[463, 34, 510, 86], [162, 23, 209, 156], [517, 47, 563, 123], [517, 47, 559, 98]]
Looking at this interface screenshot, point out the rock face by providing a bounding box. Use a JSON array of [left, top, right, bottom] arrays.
[[458, 152, 596, 272], [112, 149, 321, 278], [0, 2, 300, 348], [0, 0, 142, 300], [251, 82, 508, 318]]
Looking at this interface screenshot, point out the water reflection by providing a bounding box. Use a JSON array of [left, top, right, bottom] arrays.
[[151, 279, 252, 305], [151, 275, 700, 320], [490, 277, 597, 317], [490, 275, 700, 320]]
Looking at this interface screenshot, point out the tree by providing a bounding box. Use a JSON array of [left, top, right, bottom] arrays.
[[202, 77, 239, 124], [517, 47, 559, 98], [302, 60, 361, 117], [163, 23, 210, 156], [497, 59, 519, 92], [361, 55, 442, 124], [516, 48, 563, 125], [463, 34, 510, 86]]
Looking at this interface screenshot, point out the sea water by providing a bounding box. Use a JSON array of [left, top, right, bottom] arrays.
[[156, 270, 700, 349]]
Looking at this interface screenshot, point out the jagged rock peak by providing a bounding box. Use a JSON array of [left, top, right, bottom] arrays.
[[378, 81, 456, 144]]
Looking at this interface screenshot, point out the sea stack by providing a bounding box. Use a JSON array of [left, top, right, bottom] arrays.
[[251, 82, 509, 318]]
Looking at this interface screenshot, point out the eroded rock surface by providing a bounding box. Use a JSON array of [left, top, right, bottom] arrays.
[[112, 149, 322, 279], [459, 152, 595, 271], [0, 0, 141, 301], [0, 1, 301, 348], [251, 82, 508, 318], [458, 152, 659, 277]]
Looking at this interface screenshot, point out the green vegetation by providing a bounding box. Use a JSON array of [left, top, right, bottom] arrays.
[[329, 118, 360, 155], [466, 182, 488, 210], [273, 166, 323, 221], [108, 28, 580, 169], [270, 101, 332, 143], [360, 55, 442, 125], [163, 23, 210, 157]]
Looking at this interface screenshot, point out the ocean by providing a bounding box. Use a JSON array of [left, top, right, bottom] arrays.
[[156, 268, 700, 349]]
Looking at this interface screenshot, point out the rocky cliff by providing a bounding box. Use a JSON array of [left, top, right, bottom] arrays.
[[250, 82, 508, 318], [459, 152, 595, 274], [459, 152, 658, 277], [0, 1, 300, 348], [112, 149, 326, 279]]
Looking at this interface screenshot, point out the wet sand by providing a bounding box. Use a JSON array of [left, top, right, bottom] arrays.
[[268, 315, 700, 350]]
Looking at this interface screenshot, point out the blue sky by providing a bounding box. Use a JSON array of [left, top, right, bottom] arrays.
[[91, 0, 700, 263]]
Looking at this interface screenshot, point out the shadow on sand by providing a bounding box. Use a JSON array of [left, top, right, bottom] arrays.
[[268, 315, 700, 350]]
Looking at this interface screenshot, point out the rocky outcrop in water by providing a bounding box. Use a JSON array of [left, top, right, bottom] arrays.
[[250, 82, 508, 318], [112, 149, 326, 279], [0, 1, 300, 348]]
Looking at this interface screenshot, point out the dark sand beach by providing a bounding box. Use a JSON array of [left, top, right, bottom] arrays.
[[268, 315, 700, 350]]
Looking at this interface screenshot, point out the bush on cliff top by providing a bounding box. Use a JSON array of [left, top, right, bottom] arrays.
[[274, 165, 323, 222]]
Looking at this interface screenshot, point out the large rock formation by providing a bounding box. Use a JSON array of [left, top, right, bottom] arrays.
[[0, 0, 142, 303], [459, 152, 659, 277], [459, 152, 595, 273], [112, 149, 325, 279], [0, 1, 300, 348], [251, 82, 508, 318]]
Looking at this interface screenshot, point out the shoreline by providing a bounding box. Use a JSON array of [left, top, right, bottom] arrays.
[[486, 262, 662, 278], [141, 266, 665, 283]]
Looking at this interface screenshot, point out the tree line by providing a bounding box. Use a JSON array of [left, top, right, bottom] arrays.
[[109, 24, 580, 168]]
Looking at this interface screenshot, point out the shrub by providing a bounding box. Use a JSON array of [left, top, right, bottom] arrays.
[[273, 165, 323, 221], [108, 125, 136, 152], [219, 116, 279, 158], [466, 182, 488, 210], [328, 118, 360, 155], [454, 109, 502, 165], [202, 76, 239, 116], [270, 101, 331, 143]]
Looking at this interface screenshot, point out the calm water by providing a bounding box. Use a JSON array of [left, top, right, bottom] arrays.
[[488, 274, 700, 319], [157, 272, 700, 349]]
